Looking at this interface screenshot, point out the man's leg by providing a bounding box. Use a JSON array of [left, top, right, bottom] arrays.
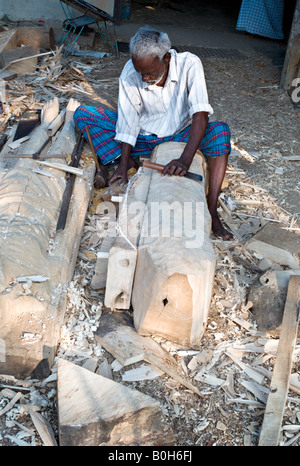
[[198, 121, 233, 240], [171, 121, 233, 240], [74, 106, 123, 165], [206, 151, 233, 240]]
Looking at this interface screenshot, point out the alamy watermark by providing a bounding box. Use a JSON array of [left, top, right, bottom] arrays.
[[100, 200, 206, 249], [291, 78, 300, 103]]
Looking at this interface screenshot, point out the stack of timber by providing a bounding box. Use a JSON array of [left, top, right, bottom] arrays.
[[105, 141, 216, 348], [0, 97, 95, 378]]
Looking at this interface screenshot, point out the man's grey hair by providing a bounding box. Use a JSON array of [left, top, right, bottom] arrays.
[[129, 26, 171, 61]]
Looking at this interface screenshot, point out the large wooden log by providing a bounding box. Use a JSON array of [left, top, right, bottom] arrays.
[[17, 26, 53, 50], [104, 147, 208, 311], [0, 99, 95, 378], [132, 142, 216, 348]]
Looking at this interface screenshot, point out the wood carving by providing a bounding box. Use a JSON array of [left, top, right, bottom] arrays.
[[0, 99, 95, 378], [131, 142, 216, 348]]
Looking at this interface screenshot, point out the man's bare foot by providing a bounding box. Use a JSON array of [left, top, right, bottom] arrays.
[[211, 214, 234, 241], [108, 157, 140, 185]]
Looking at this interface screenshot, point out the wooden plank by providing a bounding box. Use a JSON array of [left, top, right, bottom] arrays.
[[57, 358, 175, 446], [38, 161, 84, 176], [0, 29, 18, 55], [95, 312, 176, 366], [28, 409, 58, 446], [280, 0, 300, 90], [0, 70, 17, 81], [90, 235, 115, 289], [258, 275, 300, 446], [47, 109, 66, 137], [94, 312, 204, 397], [0, 45, 39, 74], [246, 223, 300, 269], [55, 132, 84, 232], [104, 237, 137, 308]]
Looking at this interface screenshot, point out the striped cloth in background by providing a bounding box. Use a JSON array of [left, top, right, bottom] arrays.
[[236, 0, 284, 40]]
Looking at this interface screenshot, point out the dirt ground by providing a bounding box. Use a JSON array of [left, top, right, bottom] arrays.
[[0, 0, 300, 449]]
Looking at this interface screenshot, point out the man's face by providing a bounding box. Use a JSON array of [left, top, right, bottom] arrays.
[[132, 53, 170, 86]]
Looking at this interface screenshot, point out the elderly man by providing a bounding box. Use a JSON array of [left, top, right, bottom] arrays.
[[74, 26, 233, 240]]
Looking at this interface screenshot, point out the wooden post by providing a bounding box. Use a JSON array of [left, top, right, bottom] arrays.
[[258, 275, 300, 446], [280, 0, 300, 90]]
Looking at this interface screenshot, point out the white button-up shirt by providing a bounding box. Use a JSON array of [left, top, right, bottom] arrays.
[[115, 49, 214, 147]]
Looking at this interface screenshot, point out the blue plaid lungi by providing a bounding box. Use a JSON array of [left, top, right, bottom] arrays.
[[236, 0, 284, 40], [74, 106, 231, 165]]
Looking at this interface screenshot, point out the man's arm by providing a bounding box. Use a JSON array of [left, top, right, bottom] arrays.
[[162, 111, 208, 176], [108, 142, 133, 185]]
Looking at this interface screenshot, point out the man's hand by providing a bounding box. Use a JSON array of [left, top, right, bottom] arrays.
[[162, 157, 190, 177], [162, 112, 209, 178], [108, 142, 134, 186]]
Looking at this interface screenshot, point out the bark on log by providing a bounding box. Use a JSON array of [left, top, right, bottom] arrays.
[[132, 142, 216, 348]]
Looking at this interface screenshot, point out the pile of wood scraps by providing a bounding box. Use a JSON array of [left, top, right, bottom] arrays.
[[0, 158, 299, 444], [37, 45, 64, 83]]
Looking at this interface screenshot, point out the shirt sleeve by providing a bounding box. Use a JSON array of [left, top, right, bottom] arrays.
[[186, 57, 214, 117], [115, 73, 142, 147]]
